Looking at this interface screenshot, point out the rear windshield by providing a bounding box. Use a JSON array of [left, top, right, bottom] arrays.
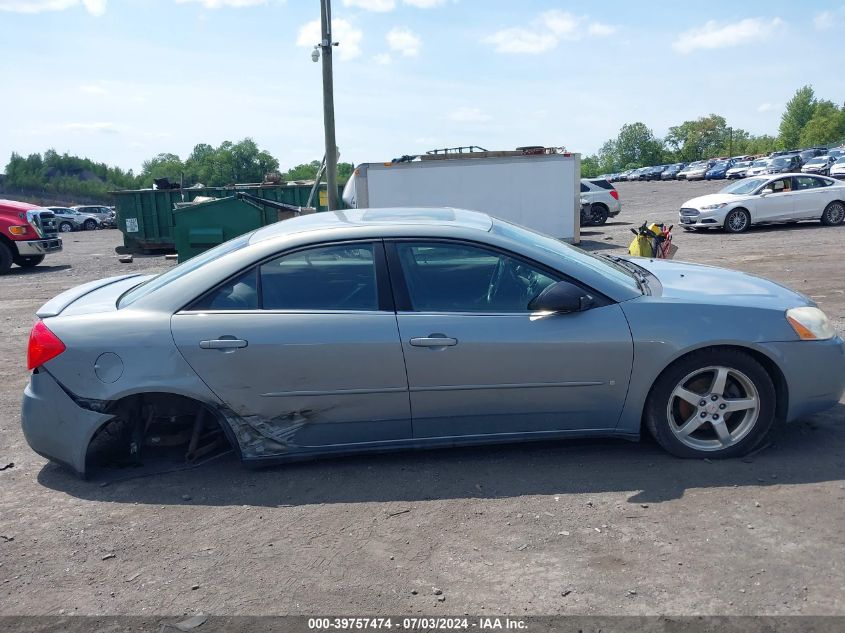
[[588, 179, 614, 190], [118, 233, 254, 308]]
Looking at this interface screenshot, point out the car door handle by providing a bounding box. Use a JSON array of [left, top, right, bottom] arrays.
[[410, 336, 458, 347], [199, 338, 248, 350]]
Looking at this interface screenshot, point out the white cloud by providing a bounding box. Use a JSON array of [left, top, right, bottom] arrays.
[[297, 18, 363, 61], [402, 0, 445, 6], [63, 122, 119, 134], [484, 11, 616, 54], [387, 27, 420, 57], [672, 17, 784, 54], [0, 0, 106, 15], [757, 102, 779, 113], [588, 22, 618, 37], [175, 0, 267, 8], [342, 0, 394, 11], [373, 53, 392, 65], [814, 11, 835, 31], [79, 83, 109, 95], [447, 107, 492, 123]]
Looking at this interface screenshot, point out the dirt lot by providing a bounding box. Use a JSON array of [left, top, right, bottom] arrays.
[[1, 181, 844, 616]]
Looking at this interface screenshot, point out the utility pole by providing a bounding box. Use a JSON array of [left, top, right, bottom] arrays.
[[320, 0, 339, 210], [728, 127, 733, 157]]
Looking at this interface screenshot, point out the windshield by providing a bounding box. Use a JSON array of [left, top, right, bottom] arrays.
[[751, 160, 768, 167], [732, 161, 751, 168], [712, 161, 728, 169], [771, 158, 789, 166], [720, 178, 768, 195], [806, 158, 826, 165], [836, 157, 845, 165], [491, 220, 641, 293], [118, 232, 254, 308]]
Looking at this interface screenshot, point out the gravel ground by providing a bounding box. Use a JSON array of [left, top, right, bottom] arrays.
[[1, 181, 844, 616]]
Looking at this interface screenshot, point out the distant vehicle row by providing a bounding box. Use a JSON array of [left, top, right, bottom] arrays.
[[48, 205, 116, 232], [602, 146, 845, 183]]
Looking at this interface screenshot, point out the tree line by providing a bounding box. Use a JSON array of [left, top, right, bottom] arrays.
[[582, 85, 845, 177], [2, 138, 354, 203]]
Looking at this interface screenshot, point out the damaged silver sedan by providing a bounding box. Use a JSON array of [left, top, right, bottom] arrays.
[[22, 208, 845, 477]]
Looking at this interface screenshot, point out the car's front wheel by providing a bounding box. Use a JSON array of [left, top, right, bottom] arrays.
[[820, 201, 845, 226], [83, 219, 97, 230], [645, 349, 777, 459], [723, 208, 750, 233], [59, 221, 74, 233]]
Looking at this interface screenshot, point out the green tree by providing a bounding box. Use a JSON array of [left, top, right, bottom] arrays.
[[140, 153, 184, 185], [799, 100, 845, 147], [599, 122, 665, 170], [779, 85, 817, 149], [665, 115, 746, 161], [580, 155, 601, 178]]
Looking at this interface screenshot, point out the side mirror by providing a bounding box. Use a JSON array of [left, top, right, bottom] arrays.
[[760, 188, 774, 196], [528, 281, 594, 314]]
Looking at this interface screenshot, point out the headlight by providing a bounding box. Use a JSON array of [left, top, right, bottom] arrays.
[[700, 203, 727, 210], [786, 306, 836, 340]]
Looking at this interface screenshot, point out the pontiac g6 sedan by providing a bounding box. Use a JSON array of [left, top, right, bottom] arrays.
[[22, 208, 845, 477], [680, 174, 845, 233]]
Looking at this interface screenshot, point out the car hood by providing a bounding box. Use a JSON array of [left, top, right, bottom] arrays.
[[682, 193, 745, 208], [631, 258, 812, 309]]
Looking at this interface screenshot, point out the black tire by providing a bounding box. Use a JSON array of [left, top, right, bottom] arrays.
[[645, 348, 777, 459], [13, 255, 45, 268], [820, 201, 845, 226], [590, 204, 609, 225], [723, 208, 751, 233], [83, 219, 97, 231], [59, 221, 74, 233], [0, 242, 12, 275]]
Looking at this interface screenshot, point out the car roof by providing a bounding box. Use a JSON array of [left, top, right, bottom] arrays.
[[250, 207, 494, 244]]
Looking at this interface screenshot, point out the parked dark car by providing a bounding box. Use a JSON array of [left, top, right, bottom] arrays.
[[802, 155, 837, 176], [767, 155, 802, 174], [642, 165, 667, 181], [661, 163, 686, 180], [705, 159, 735, 180]]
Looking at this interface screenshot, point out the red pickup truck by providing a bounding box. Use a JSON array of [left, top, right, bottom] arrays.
[[0, 199, 63, 274]]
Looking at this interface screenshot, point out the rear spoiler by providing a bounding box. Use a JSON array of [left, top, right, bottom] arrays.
[[36, 274, 146, 318]]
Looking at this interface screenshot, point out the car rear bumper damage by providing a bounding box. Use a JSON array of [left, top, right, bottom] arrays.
[[21, 369, 112, 477], [17, 238, 62, 256]]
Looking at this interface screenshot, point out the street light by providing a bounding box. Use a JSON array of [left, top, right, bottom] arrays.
[[314, 0, 339, 211]]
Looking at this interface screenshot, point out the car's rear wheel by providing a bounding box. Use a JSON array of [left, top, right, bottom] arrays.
[[820, 201, 845, 226], [723, 208, 750, 233], [83, 219, 97, 230], [645, 349, 777, 459], [59, 221, 74, 233], [13, 255, 45, 268], [589, 204, 609, 225], [0, 242, 12, 274]]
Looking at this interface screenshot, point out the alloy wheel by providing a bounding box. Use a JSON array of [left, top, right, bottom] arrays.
[[666, 365, 760, 451], [825, 202, 845, 225], [726, 210, 748, 232]]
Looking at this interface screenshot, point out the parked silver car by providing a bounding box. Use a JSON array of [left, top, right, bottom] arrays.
[[580, 178, 621, 225], [679, 174, 845, 232], [48, 207, 101, 232], [22, 208, 845, 477], [71, 205, 112, 225]]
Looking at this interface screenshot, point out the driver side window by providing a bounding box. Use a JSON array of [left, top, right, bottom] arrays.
[[395, 242, 557, 313]]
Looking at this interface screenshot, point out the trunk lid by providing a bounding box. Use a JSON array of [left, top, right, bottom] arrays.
[[36, 274, 153, 318]]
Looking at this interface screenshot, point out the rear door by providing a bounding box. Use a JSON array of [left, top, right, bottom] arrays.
[[172, 240, 411, 449], [387, 240, 633, 439], [792, 176, 828, 219]]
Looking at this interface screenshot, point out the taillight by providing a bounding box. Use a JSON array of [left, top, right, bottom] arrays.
[[610, 190, 619, 200], [27, 321, 66, 371]]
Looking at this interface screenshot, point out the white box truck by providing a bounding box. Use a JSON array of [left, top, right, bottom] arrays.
[[342, 151, 581, 243]]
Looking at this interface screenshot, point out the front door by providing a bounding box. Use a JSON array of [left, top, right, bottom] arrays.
[[388, 240, 634, 439], [755, 177, 795, 222], [172, 241, 411, 451]]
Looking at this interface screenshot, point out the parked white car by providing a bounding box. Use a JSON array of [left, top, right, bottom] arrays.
[[831, 157, 845, 180], [580, 178, 621, 225], [745, 159, 771, 177], [679, 174, 845, 233], [726, 160, 752, 179], [47, 207, 101, 232]]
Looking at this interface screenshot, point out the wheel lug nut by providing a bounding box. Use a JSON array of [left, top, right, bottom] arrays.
[[719, 404, 726, 410], [712, 414, 719, 420], [711, 395, 718, 401], [700, 412, 707, 418], [699, 400, 706, 406]]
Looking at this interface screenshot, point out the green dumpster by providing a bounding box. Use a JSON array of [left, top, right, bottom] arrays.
[[173, 195, 313, 261], [111, 183, 344, 254]]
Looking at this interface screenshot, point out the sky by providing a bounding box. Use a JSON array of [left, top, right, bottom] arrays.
[[2, 0, 844, 173]]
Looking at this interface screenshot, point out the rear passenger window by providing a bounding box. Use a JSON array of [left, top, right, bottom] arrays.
[[794, 176, 822, 190], [580, 183, 588, 193], [261, 244, 377, 311]]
